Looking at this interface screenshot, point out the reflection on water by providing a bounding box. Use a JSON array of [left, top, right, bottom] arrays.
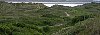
[[44, 4, 83, 7]]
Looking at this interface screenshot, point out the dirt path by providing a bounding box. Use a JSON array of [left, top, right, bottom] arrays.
[[65, 12, 70, 16]]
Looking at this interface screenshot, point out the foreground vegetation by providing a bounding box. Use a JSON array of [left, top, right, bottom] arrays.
[[0, 1, 100, 35]]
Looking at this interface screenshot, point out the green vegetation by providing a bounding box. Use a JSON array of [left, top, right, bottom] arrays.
[[0, 1, 100, 35]]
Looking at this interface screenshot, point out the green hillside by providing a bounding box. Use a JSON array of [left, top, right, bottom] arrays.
[[0, 1, 100, 35]]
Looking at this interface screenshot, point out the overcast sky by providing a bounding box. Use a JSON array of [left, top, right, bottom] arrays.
[[94, 0, 100, 1], [0, 0, 93, 2]]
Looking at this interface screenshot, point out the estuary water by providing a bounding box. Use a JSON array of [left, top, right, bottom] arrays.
[[7, 2, 91, 7], [44, 4, 83, 7]]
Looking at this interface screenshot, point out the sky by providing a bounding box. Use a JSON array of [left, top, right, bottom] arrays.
[[0, 0, 93, 2], [94, 0, 100, 1]]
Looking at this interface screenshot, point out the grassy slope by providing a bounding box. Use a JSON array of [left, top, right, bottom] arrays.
[[0, 1, 100, 35]]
